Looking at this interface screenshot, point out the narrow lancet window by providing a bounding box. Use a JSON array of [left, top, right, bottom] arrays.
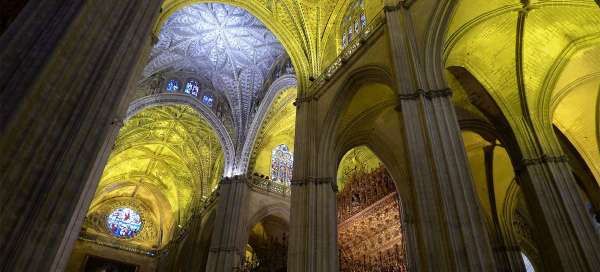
[[341, 0, 366, 49]]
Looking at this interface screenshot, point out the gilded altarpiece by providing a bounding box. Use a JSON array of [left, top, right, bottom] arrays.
[[337, 166, 407, 272]]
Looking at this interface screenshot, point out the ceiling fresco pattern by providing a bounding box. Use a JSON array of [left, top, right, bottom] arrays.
[[156, 0, 388, 87], [145, 3, 285, 133]]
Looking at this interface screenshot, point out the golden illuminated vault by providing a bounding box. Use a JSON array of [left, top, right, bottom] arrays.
[[86, 104, 224, 248], [446, 0, 600, 186]]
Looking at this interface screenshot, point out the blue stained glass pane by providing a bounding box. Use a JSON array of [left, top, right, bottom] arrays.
[[185, 80, 199, 96], [202, 95, 214, 107], [354, 19, 359, 33], [166, 79, 179, 92], [348, 26, 353, 41], [271, 144, 293, 183], [107, 207, 142, 239], [342, 33, 347, 48], [361, 13, 367, 29]]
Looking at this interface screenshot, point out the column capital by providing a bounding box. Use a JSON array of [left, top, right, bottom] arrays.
[[383, 0, 414, 11], [220, 175, 247, 184], [398, 88, 452, 101], [395, 88, 453, 111], [290, 177, 338, 192], [293, 95, 318, 108], [515, 154, 569, 173], [110, 117, 125, 128]]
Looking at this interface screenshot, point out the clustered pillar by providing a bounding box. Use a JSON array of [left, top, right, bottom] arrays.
[[385, 3, 497, 271], [287, 177, 338, 271], [287, 97, 339, 271], [0, 1, 162, 271], [515, 124, 600, 271], [206, 175, 250, 271]]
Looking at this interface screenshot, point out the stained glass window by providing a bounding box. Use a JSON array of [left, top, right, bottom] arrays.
[[521, 252, 535, 272], [184, 80, 199, 96], [341, 0, 366, 49], [360, 13, 367, 29], [271, 144, 293, 184], [166, 79, 180, 92], [348, 26, 353, 42], [106, 207, 142, 239], [202, 95, 214, 107]]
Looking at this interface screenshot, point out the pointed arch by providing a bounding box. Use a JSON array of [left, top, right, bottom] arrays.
[[238, 75, 297, 174]]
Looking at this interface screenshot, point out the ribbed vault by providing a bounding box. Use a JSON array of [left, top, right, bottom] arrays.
[[446, 0, 600, 184], [86, 104, 224, 247], [145, 3, 285, 135]]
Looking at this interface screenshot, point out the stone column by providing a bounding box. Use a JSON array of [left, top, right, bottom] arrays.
[[287, 97, 338, 272], [515, 124, 600, 271], [400, 198, 420, 271], [0, 1, 161, 271], [288, 178, 338, 272], [206, 175, 250, 271], [385, 4, 497, 271]]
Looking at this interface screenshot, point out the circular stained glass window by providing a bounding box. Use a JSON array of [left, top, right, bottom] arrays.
[[106, 207, 143, 239]]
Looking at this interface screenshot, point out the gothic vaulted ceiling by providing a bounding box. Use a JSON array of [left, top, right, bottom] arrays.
[[155, 0, 379, 88], [446, 0, 600, 183], [145, 3, 285, 133], [250, 87, 297, 175], [87, 105, 224, 246]]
